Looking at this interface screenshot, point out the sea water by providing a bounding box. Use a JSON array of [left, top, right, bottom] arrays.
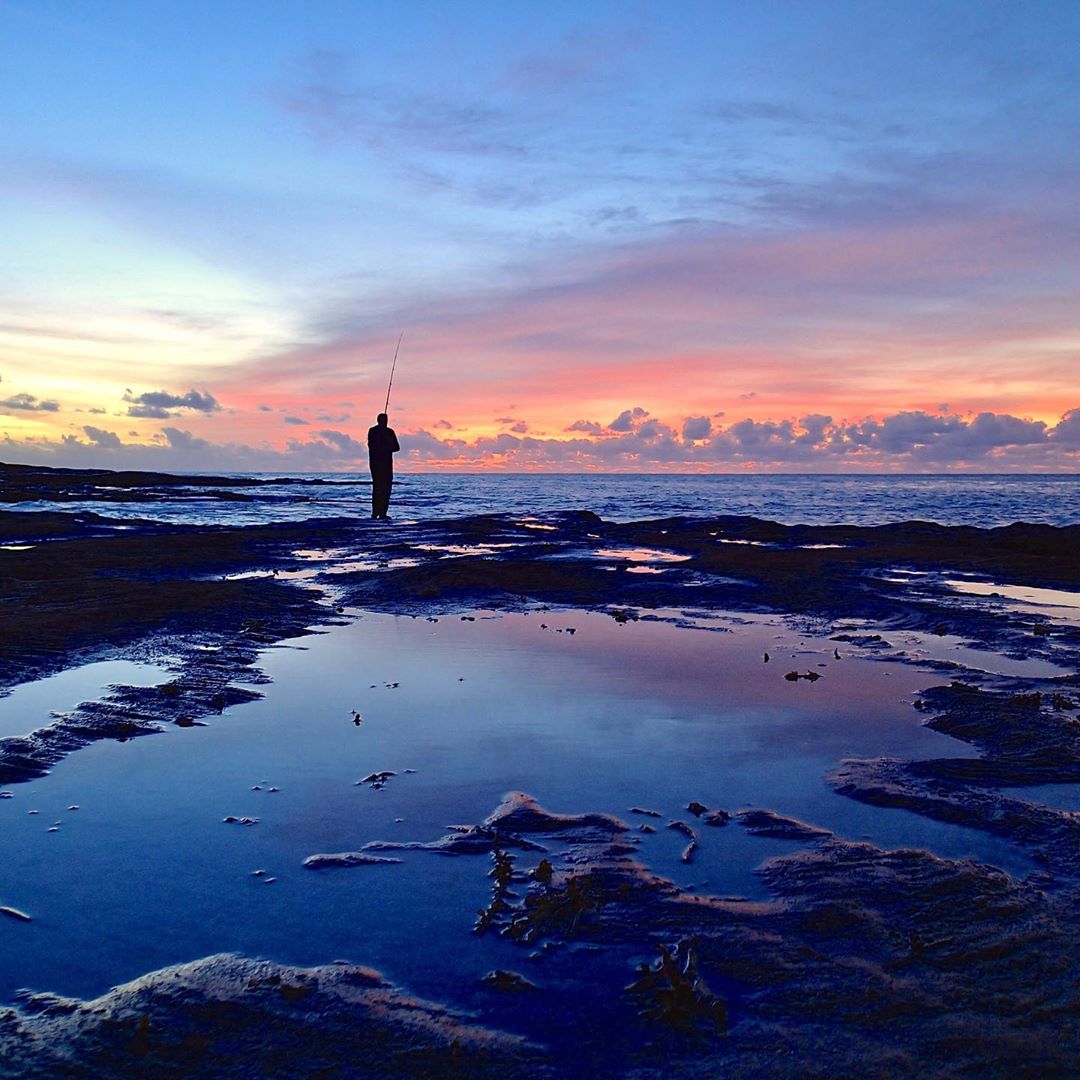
[[6, 473, 1080, 529]]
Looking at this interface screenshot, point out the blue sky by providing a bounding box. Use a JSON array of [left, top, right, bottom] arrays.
[[2, 0, 1079, 470]]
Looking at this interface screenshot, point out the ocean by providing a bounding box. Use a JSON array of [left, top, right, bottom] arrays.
[[10, 472, 1080, 529]]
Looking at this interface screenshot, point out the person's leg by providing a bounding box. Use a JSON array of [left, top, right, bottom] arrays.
[[370, 467, 381, 518], [372, 464, 391, 518], [382, 471, 393, 518]]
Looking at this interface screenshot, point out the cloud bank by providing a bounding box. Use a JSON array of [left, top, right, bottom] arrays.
[[6, 407, 1077, 475]]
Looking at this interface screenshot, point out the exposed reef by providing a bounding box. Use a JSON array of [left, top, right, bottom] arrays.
[[0, 461, 356, 505], [316, 792, 1080, 1076], [0, 954, 547, 1079], [3, 463, 1080, 1076]]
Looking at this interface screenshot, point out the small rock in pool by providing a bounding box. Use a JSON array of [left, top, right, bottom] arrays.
[[223, 816, 258, 826], [0, 905, 32, 922], [639, 824, 656, 834], [67, 805, 79, 812], [251, 870, 266, 877], [358, 771, 397, 785], [268, 786, 280, 793], [704, 809, 731, 827], [47, 827, 59, 833], [668, 820, 698, 863], [803, 670, 822, 682], [27, 810, 38, 815], [303, 852, 402, 870], [0, 791, 13, 799], [630, 807, 662, 818], [784, 671, 800, 681], [686, 801, 708, 817], [251, 785, 263, 791], [482, 970, 537, 993], [263, 877, 277, 884]]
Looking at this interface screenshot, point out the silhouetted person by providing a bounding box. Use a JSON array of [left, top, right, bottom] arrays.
[[367, 413, 400, 520]]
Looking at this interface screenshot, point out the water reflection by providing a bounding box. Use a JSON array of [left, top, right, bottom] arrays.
[[0, 609, 1041, 1007], [0, 659, 171, 739]]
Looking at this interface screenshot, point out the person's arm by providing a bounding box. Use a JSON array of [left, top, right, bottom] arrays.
[[390, 431, 400, 453]]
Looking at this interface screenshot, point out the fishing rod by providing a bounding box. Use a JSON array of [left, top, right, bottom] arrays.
[[383, 331, 404, 415]]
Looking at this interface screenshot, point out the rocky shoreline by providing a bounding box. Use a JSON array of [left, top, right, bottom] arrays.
[[2, 464, 1079, 1076]]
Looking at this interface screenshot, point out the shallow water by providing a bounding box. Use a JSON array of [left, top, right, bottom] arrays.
[[0, 608, 1036, 1007], [943, 579, 1080, 626], [0, 659, 170, 739]]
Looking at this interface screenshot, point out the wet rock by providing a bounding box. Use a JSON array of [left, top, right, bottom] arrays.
[[703, 810, 731, 827], [831, 633, 886, 648], [482, 970, 538, 992], [532, 858, 554, 884], [686, 801, 708, 817], [0, 954, 548, 1078], [630, 807, 662, 818], [667, 821, 698, 863], [737, 810, 831, 841], [0, 905, 32, 922], [303, 852, 402, 870], [363, 793, 630, 866], [357, 771, 397, 786]]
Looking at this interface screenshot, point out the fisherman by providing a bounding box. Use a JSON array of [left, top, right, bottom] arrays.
[[367, 413, 400, 520]]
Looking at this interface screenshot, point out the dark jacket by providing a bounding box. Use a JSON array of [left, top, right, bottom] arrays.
[[367, 425, 400, 466]]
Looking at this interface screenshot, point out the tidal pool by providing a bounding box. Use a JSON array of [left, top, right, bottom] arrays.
[[0, 659, 171, 740], [0, 608, 1033, 1014]]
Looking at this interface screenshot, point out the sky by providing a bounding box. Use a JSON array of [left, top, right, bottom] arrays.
[[2, 0, 1079, 473]]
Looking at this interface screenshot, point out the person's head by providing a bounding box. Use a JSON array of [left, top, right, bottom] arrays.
[[376, 413, 388, 426]]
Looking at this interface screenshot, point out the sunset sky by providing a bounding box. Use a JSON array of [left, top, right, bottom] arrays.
[[2, 0, 1078, 472]]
